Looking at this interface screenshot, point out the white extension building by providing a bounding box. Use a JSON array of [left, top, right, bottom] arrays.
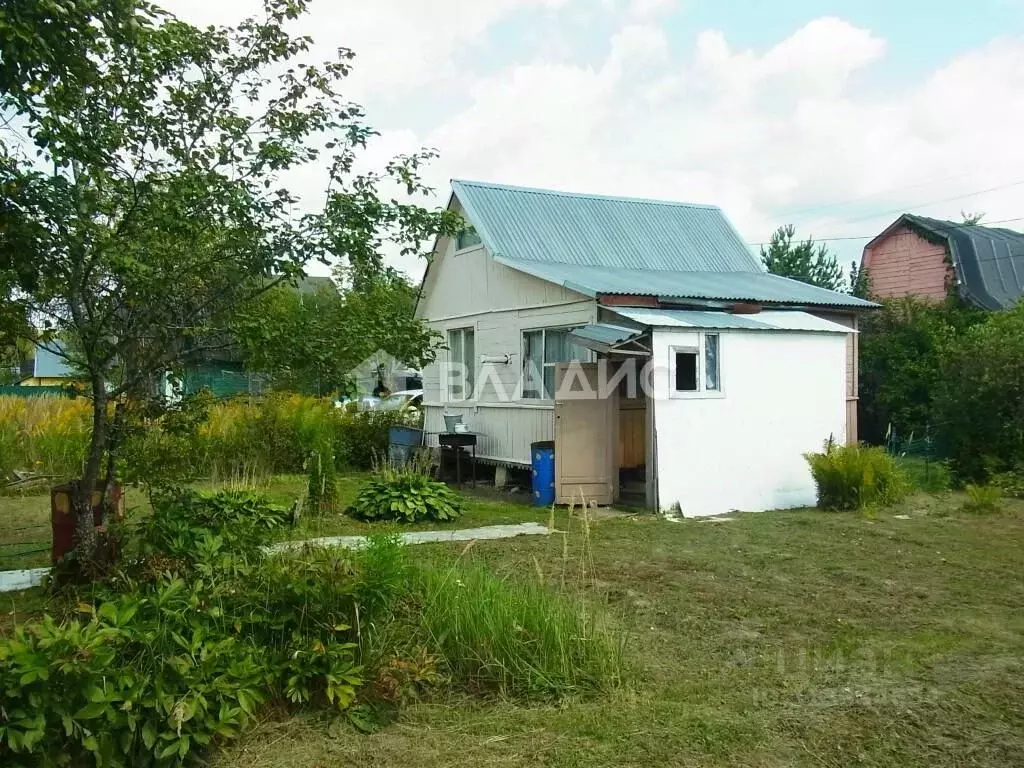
[[415, 181, 875, 517]]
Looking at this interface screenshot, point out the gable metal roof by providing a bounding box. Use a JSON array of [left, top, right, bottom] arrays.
[[452, 179, 762, 273], [496, 256, 875, 309], [33, 344, 76, 379], [869, 214, 1024, 310]]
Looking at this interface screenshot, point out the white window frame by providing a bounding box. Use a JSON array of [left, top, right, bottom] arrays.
[[670, 332, 724, 400], [447, 326, 475, 401], [521, 326, 593, 401]]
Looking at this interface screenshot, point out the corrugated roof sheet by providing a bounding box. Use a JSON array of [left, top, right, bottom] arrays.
[[901, 215, 1024, 310], [452, 179, 762, 273], [569, 323, 642, 346], [612, 308, 852, 334], [496, 256, 875, 309]]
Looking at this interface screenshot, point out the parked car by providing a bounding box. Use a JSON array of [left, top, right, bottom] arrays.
[[378, 389, 423, 411]]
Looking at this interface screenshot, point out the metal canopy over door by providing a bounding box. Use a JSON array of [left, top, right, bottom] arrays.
[[554, 362, 617, 505]]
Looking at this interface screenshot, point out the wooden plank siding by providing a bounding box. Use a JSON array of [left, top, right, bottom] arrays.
[[811, 311, 859, 444], [417, 229, 597, 466], [862, 224, 951, 301]]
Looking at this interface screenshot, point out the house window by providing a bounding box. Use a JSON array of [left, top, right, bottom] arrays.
[[456, 227, 482, 250], [522, 328, 590, 399], [672, 333, 722, 396], [447, 327, 475, 400], [674, 349, 698, 392], [705, 333, 720, 391]]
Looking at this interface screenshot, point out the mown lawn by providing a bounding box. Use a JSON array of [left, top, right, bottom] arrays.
[[213, 492, 1024, 768], [3, 480, 1023, 766]]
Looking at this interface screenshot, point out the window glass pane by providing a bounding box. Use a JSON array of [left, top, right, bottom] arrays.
[[448, 330, 462, 365], [456, 228, 482, 250], [448, 329, 463, 400], [523, 331, 543, 399], [675, 351, 698, 391], [705, 334, 720, 391], [544, 365, 556, 401], [544, 329, 570, 364], [464, 329, 475, 398]]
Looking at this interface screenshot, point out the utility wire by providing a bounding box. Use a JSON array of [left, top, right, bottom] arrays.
[[773, 167, 1010, 219], [747, 215, 1024, 247], [813, 179, 1024, 230]]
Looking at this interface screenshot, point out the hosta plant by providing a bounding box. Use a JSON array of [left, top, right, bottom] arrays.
[[348, 466, 464, 524]]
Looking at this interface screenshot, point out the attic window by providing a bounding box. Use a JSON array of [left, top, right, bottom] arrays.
[[456, 227, 482, 250]]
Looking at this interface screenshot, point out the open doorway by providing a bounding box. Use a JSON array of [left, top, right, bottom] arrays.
[[614, 358, 648, 507]]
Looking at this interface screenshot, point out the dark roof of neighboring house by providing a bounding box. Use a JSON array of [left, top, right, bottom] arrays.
[[448, 180, 874, 309], [866, 214, 1024, 310]]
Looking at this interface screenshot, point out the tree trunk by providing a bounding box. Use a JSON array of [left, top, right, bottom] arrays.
[[71, 380, 108, 560]]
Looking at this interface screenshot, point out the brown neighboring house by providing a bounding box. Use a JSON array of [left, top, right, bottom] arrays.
[[861, 214, 1024, 309]]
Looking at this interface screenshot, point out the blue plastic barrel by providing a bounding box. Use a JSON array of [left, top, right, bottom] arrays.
[[531, 441, 556, 506], [388, 426, 423, 465]]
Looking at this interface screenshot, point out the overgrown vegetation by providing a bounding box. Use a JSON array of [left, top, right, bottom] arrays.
[[0, 394, 410, 486], [859, 297, 1024, 486], [933, 302, 1024, 482], [0, 0, 459, 567], [348, 456, 464, 524], [1, 486, 622, 764], [858, 297, 984, 445], [0, 395, 90, 481], [417, 563, 623, 697], [805, 440, 908, 511]]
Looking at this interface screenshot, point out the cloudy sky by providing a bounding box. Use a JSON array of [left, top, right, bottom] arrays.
[[163, 0, 1024, 279]]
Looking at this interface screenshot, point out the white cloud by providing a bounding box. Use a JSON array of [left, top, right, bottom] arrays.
[[627, 0, 680, 21], [163, 0, 569, 100], [408, 20, 1024, 275], [158, 1, 1024, 278]]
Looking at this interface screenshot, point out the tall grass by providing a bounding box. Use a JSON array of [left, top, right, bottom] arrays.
[[416, 562, 625, 698], [196, 395, 408, 479], [0, 393, 409, 487], [0, 396, 90, 481]]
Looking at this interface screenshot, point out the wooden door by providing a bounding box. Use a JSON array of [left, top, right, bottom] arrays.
[[554, 362, 617, 505]]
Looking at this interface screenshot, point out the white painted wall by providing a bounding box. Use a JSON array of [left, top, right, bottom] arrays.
[[651, 328, 847, 517]]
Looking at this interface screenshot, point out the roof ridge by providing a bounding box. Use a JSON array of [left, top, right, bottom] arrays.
[[451, 178, 721, 211]]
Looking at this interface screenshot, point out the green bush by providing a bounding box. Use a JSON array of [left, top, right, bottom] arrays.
[[805, 440, 909, 511], [960, 484, 1002, 515], [988, 465, 1024, 499], [415, 563, 624, 698], [0, 503, 421, 765], [141, 488, 293, 560], [934, 302, 1024, 482], [858, 297, 984, 444], [347, 463, 464, 524], [333, 408, 408, 470]]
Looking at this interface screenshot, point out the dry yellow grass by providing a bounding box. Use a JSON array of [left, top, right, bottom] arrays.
[[0, 396, 91, 480]]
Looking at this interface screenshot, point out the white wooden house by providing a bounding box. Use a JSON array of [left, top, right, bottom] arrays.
[[415, 181, 875, 517]]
